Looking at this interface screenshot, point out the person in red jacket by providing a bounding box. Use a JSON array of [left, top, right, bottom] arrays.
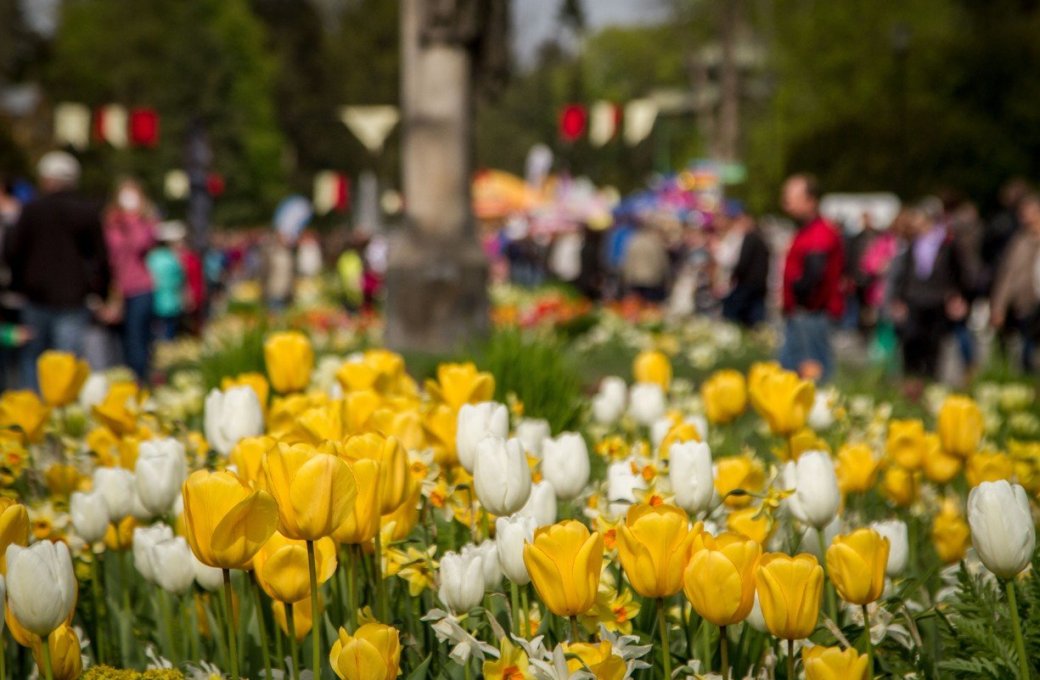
[[779, 174, 845, 382]]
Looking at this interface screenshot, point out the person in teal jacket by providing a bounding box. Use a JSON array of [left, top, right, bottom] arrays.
[[147, 221, 186, 341]]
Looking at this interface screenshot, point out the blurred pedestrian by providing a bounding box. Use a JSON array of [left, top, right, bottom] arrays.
[[990, 193, 1040, 372], [720, 203, 770, 327], [622, 223, 670, 303], [102, 177, 156, 380], [982, 178, 1031, 294], [779, 173, 845, 382], [261, 231, 294, 312], [147, 221, 187, 341], [3, 152, 109, 388]]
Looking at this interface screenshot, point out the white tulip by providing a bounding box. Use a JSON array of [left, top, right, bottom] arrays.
[[808, 392, 835, 430], [541, 433, 590, 501], [438, 549, 485, 614], [784, 451, 840, 530], [93, 467, 135, 520], [133, 523, 175, 584], [607, 459, 647, 517], [135, 438, 188, 515], [592, 376, 628, 425], [0, 575, 5, 634], [129, 486, 155, 522], [628, 382, 666, 426], [517, 480, 558, 527], [669, 441, 714, 516], [496, 515, 537, 585], [600, 376, 628, 406], [798, 517, 842, 559], [79, 373, 109, 410], [456, 402, 509, 473], [192, 553, 224, 591], [6, 541, 76, 636], [650, 417, 675, 450], [871, 520, 909, 577], [515, 419, 551, 456], [473, 436, 531, 516], [70, 490, 110, 543], [746, 591, 767, 633], [468, 541, 502, 592], [151, 536, 196, 595], [204, 387, 264, 455], [968, 480, 1036, 579]]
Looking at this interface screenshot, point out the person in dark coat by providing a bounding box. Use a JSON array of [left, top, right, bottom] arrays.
[[3, 152, 109, 388], [722, 206, 770, 327]]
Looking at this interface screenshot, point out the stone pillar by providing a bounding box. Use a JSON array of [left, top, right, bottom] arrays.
[[384, 0, 488, 353]]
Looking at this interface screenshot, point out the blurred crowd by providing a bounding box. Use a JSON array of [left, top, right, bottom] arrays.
[[489, 173, 1040, 389]]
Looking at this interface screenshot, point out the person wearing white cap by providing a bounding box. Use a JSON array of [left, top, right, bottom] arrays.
[[2, 151, 109, 388]]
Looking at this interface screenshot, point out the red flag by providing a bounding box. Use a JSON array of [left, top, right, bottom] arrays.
[[559, 104, 587, 143], [129, 108, 160, 147]]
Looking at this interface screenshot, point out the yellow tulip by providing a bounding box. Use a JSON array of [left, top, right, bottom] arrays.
[[825, 529, 889, 605], [422, 403, 458, 466], [333, 458, 382, 544], [337, 349, 408, 395], [6, 604, 36, 647], [424, 362, 495, 411], [181, 469, 279, 569], [714, 455, 765, 509], [340, 433, 409, 514], [104, 516, 136, 551], [32, 623, 81, 680], [564, 641, 626, 680], [483, 638, 531, 680], [381, 482, 421, 543], [86, 426, 120, 466], [616, 503, 698, 598], [524, 520, 603, 616], [749, 369, 814, 437], [966, 450, 1014, 487], [921, 433, 962, 484], [937, 395, 984, 458], [222, 372, 270, 412], [369, 405, 425, 452], [0, 497, 30, 572], [44, 463, 82, 498], [330, 623, 402, 680], [802, 645, 870, 680], [229, 435, 276, 487], [263, 443, 358, 541], [701, 369, 748, 424], [273, 594, 316, 642], [267, 393, 327, 440], [253, 532, 337, 603], [835, 443, 879, 494], [755, 552, 823, 640], [91, 382, 139, 435], [264, 331, 314, 394], [659, 421, 701, 460], [885, 419, 926, 470], [683, 532, 761, 626], [36, 351, 89, 407], [747, 361, 781, 414], [932, 499, 971, 564], [785, 428, 830, 462], [0, 390, 50, 443], [726, 507, 774, 545], [881, 466, 917, 508], [343, 389, 382, 433], [633, 350, 672, 391]]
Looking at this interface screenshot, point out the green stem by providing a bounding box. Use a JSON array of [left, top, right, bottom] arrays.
[[720, 625, 729, 679], [346, 545, 358, 632], [510, 581, 522, 636], [0, 626, 5, 680], [307, 540, 322, 680], [862, 604, 873, 676], [657, 599, 672, 680], [817, 530, 838, 623], [569, 615, 580, 643], [373, 532, 389, 622], [159, 589, 177, 664], [90, 555, 107, 663], [520, 587, 531, 638], [286, 604, 299, 680], [222, 569, 239, 680], [40, 632, 54, 680], [251, 574, 273, 680], [274, 612, 285, 672], [787, 638, 794, 680], [1006, 580, 1029, 680], [183, 595, 198, 664]]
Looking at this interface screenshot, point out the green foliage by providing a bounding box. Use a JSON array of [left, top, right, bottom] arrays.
[[480, 328, 584, 433], [198, 317, 269, 390]]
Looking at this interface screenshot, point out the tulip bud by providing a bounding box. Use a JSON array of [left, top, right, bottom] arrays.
[[808, 392, 834, 430], [496, 515, 537, 585], [701, 369, 747, 424], [515, 418, 550, 456], [541, 433, 590, 501], [6, 541, 76, 636], [607, 460, 647, 518], [754, 552, 823, 640], [633, 349, 671, 390], [192, 553, 223, 591], [469, 540, 502, 592], [70, 490, 109, 543], [204, 386, 264, 455], [968, 480, 1036, 579], [93, 466, 135, 520], [37, 350, 89, 407], [151, 536, 196, 595], [749, 369, 814, 437], [669, 441, 714, 516], [329, 623, 401, 680], [937, 395, 984, 458], [135, 438, 188, 516], [628, 383, 666, 426], [264, 330, 314, 394], [438, 549, 485, 614], [133, 523, 175, 584], [784, 451, 840, 530], [871, 520, 909, 577], [683, 532, 761, 626], [32, 623, 82, 680], [802, 645, 870, 680], [825, 528, 889, 605], [932, 499, 971, 564], [599, 376, 628, 408], [617, 503, 698, 598], [129, 485, 155, 522], [473, 436, 531, 516], [78, 373, 109, 410], [456, 402, 509, 473], [592, 378, 627, 425], [524, 520, 603, 616], [517, 480, 557, 527]]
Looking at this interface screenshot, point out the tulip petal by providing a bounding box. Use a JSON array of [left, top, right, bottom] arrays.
[[211, 490, 279, 569]]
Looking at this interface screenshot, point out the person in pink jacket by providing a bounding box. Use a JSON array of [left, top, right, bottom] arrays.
[[103, 178, 156, 381]]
